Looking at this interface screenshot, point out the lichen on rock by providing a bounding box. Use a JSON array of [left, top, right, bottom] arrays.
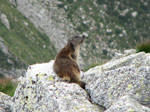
[[84, 50, 150, 110], [13, 61, 103, 112], [105, 95, 150, 112]]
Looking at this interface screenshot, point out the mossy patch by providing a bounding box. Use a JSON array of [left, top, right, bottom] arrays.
[[48, 76, 54, 81]]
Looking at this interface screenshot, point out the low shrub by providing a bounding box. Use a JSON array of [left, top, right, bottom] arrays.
[[136, 38, 150, 53]]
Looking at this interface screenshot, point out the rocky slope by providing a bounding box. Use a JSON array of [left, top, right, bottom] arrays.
[[0, 0, 56, 78], [0, 50, 150, 112], [15, 0, 150, 66]]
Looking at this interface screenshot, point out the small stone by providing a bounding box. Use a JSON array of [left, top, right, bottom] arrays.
[[132, 11, 138, 17], [0, 13, 10, 30]]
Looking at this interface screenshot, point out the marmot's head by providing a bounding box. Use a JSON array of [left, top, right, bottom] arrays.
[[68, 35, 85, 48]]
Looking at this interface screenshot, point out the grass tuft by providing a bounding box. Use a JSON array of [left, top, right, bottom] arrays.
[[83, 62, 100, 72], [0, 78, 18, 97], [136, 38, 150, 53]]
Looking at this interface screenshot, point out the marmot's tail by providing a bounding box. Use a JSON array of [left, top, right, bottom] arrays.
[[70, 77, 86, 89], [79, 81, 86, 89]]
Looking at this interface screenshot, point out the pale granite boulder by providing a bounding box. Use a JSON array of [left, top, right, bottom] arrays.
[[13, 61, 104, 112], [84, 51, 150, 109]]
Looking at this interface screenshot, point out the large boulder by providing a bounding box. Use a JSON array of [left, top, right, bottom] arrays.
[[12, 61, 104, 112], [84, 50, 150, 110]]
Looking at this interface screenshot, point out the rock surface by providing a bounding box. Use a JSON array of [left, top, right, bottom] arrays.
[[12, 61, 104, 112], [105, 95, 150, 112], [84, 50, 150, 110], [0, 92, 13, 112]]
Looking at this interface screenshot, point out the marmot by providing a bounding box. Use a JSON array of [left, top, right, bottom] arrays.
[[53, 35, 86, 89]]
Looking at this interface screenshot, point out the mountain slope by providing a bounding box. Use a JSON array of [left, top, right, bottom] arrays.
[[0, 0, 56, 77], [15, 0, 150, 67]]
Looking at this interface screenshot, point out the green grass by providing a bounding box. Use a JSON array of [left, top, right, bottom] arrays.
[[83, 59, 108, 72], [0, 0, 56, 68], [0, 78, 17, 96], [83, 62, 101, 72], [136, 39, 150, 53]]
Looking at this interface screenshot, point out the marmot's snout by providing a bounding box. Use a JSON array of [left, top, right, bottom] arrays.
[[79, 33, 88, 43], [82, 35, 86, 40], [70, 35, 85, 45]]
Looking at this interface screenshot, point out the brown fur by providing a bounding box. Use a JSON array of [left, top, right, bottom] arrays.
[[53, 36, 86, 89]]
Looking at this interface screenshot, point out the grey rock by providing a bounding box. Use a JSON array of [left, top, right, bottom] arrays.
[[0, 92, 11, 102], [0, 108, 5, 112], [105, 95, 150, 112], [124, 49, 136, 55], [85, 52, 150, 109], [114, 49, 136, 59], [0, 14, 10, 30], [83, 51, 147, 83], [86, 66, 150, 108], [9, 0, 17, 6], [102, 52, 147, 71], [0, 92, 14, 112], [0, 37, 11, 56], [13, 61, 104, 112]]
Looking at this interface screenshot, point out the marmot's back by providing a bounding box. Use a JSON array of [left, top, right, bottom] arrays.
[[53, 35, 86, 89]]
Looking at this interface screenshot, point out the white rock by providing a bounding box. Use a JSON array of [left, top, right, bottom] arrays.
[[120, 9, 129, 16], [0, 14, 10, 30], [132, 11, 138, 17]]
